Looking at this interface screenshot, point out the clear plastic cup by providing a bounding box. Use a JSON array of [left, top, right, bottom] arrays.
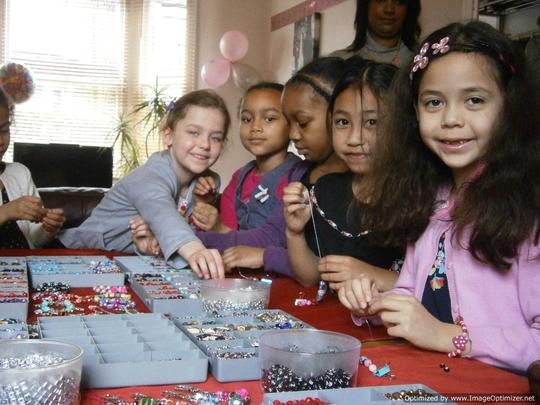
[[260, 329, 361, 393], [0, 339, 83, 405], [199, 278, 271, 312]]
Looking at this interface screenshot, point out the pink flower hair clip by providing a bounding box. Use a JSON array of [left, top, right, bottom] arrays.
[[432, 36, 450, 55], [409, 42, 430, 80]]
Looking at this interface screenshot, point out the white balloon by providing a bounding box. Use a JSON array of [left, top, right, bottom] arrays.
[[231, 63, 262, 91]]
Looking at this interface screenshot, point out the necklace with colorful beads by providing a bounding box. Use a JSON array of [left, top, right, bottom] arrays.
[[309, 185, 370, 238]]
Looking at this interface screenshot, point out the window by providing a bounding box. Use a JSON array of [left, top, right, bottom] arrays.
[[0, 0, 196, 177]]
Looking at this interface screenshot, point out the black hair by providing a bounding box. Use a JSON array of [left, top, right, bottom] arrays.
[[348, 0, 421, 52], [285, 57, 349, 102], [238, 82, 284, 117]]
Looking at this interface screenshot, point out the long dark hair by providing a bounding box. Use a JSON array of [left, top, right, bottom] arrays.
[[348, 0, 421, 52], [329, 57, 398, 229], [362, 21, 540, 269]]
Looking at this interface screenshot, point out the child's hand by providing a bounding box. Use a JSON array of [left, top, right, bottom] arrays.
[[2, 196, 46, 223], [368, 295, 465, 353], [319, 255, 363, 291], [222, 246, 264, 272], [192, 202, 220, 231], [41, 208, 65, 234], [283, 182, 311, 235], [337, 276, 380, 316], [194, 176, 218, 204], [179, 241, 224, 279], [130, 216, 161, 255]]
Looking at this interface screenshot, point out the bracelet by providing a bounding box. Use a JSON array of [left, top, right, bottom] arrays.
[[448, 316, 469, 358]]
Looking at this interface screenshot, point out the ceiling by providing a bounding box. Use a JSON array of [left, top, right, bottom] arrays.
[[479, 0, 540, 15]]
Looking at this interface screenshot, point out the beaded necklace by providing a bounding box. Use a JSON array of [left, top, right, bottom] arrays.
[[308, 185, 370, 238]]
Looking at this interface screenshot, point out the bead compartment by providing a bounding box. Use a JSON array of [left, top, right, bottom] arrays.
[[37, 313, 208, 388]]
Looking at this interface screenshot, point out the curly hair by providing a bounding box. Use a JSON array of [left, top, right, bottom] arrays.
[[348, 0, 421, 52], [362, 21, 540, 270]]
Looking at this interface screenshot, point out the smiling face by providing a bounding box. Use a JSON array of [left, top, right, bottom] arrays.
[[416, 52, 504, 188], [239, 88, 289, 159], [163, 105, 225, 182], [0, 107, 10, 162], [332, 85, 379, 174], [367, 0, 408, 45], [281, 84, 332, 162]]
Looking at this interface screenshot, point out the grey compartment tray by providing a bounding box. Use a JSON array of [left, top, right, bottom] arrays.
[[114, 256, 193, 279], [27, 255, 125, 288], [130, 273, 204, 316], [0, 257, 29, 320], [263, 384, 454, 404], [174, 309, 311, 382], [38, 313, 208, 388]]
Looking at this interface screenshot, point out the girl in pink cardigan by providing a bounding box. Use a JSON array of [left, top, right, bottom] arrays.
[[339, 21, 540, 373]]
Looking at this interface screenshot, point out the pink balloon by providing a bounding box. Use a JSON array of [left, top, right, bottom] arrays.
[[201, 58, 231, 88], [219, 31, 249, 62]]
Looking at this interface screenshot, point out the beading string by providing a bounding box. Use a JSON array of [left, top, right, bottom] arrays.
[[306, 188, 327, 302]]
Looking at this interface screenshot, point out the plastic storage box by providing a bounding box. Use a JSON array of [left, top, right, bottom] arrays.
[[263, 384, 453, 404], [260, 329, 361, 393], [174, 309, 310, 382], [129, 273, 204, 316], [0, 339, 83, 405], [0, 257, 28, 320], [114, 256, 194, 279], [37, 313, 208, 388], [199, 279, 271, 312], [27, 256, 125, 288]]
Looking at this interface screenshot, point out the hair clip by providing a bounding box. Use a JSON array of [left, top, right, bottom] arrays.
[[166, 100, 175, 112], [431, 36, 450, 55], [410, 42, 430, 80]]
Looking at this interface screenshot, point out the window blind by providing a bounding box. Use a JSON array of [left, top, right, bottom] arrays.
[[0, 0, 196, 177]]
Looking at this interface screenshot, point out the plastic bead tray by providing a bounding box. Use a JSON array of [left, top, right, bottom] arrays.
[[114, 256, 194, 279], [27, 255, 125, 288], [0, 318, 28, 340], [263, 384, 454, 404], [130, 272, 204, 316], [0, 257, 28, 320], [37, 313, 208, 388], [173, 309, 311, 382]]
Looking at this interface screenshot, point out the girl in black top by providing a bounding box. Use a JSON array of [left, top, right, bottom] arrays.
[[283, 60, 402, 291]]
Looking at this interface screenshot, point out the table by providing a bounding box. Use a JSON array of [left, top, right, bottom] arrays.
[[0, 249, 531, 405]]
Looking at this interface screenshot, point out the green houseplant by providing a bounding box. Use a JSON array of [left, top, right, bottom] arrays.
[[111, 81, 173, 177]]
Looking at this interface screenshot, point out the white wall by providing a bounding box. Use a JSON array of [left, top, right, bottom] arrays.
[[195, 0, 271, 189], [503, 5, 540, 36]]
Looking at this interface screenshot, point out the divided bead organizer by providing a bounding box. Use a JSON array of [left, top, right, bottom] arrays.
[[114, 255, 194, 279], [129, 272, 204, 316], [263, 384, 453, 405], [26, 256, 124, 288], [173, 309, 311, 382], [37, 313, 208, 388], [0, 257, 28, 320], [0, 318, 28, 340]]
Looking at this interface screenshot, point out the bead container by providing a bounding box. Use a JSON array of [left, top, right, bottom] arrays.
[[0, 318, 28, 340], [0, 339, 83, 405], [174, 309, 310, 382], [129, 273, 204, 316], [260, 329, 360, 393], [0, 257, 29, 320], [114, 256, 194, 281], [262, 384, 451, 405], [199, 279, 271, 312], [27, 256, 124, 288], [37, 313, 208, 388]]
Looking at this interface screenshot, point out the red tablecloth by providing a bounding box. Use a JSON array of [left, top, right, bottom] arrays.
[[0, 249, 531, 405]]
